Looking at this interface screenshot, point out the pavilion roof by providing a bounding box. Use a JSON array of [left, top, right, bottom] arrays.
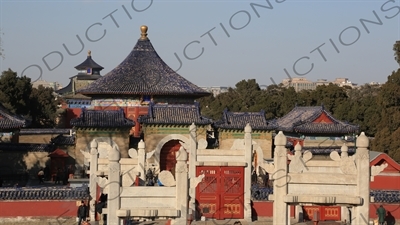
[[275, 105, 359, 134], [214, 109, 277, 130], [77, 26, 210, 97]]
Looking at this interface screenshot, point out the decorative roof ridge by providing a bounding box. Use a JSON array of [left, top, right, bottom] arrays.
[[20, 128, 72, 134]]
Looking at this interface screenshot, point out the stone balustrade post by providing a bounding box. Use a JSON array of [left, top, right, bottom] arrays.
[[107, 145, 121, 225], [244, 124, 252, 222], [354, 132, 370, 225], [138, 140, 146, 182], [174, 147, 189, 224], [273, 131, 288, 225], [89, 139, 99, 224], [189, 123, 197, 217]]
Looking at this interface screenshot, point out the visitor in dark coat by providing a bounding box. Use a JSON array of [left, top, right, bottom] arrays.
[[77, 200, 88, 225]]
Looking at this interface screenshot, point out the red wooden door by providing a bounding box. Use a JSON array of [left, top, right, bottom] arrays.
[[196, 166, 244, 220], [220, 167, 245, 219]]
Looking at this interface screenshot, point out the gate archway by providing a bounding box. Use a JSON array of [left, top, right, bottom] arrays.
[[160, 140, 182, 177]]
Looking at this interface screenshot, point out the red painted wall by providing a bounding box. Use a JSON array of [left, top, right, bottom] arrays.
[[252, 202, 400, 221], [252, 201, 273, 217], [0, 201, 79, 217], [370, 203, 400, 221], [370, 175, 400, 190], [252, 202, 295, 218]]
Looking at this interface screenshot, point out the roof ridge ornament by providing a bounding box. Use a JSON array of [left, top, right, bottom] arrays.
[[88, 50, 91, 57], [140, 25, 148, 40]]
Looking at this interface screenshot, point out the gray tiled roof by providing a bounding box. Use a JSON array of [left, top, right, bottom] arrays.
[[51, 134, 75, 145], [0, 143, 56, 152], [70, 108, 135, 128], [276, 106, 359, 134], [77, 29, 210, 97], [138, 103, 212, 125], [19, 128, 71, 135], [0, 103, 28, 129], [214, 109, 276, 130], [74, 53, 104, 71]]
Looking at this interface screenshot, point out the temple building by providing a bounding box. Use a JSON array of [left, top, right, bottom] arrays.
[[275, 105, 359, 155], [76, 25, 210, 138], [70, 25, 210, 169], [56, 50, 104, 128]]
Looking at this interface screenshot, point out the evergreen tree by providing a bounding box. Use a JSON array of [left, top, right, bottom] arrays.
[[0, 69, 32, 116], [0, 69, 58, 128], [371, 69, 400, 162], [30, 85, 58, 127]]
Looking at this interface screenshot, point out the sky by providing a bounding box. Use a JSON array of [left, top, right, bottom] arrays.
[[1, 0, 400, 88]]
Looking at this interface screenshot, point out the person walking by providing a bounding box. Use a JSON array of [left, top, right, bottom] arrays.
[[376, 205, 386, 225], [77, 200, 88, 225]]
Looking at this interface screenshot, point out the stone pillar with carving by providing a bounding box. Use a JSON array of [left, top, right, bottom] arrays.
[[174, 147, 189, 224], [107, 145, 121, 225], [273, 131, 288, 225], [188, 123, 197, 217], [89, 139, 99, 224], [244, 124, 252, 222], [138, 140, 146, 182], [354, 132, 370, 225]]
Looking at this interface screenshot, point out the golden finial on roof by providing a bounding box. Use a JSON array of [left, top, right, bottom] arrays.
[[88, 50, 91, 56], [140, 25, 148, 40]]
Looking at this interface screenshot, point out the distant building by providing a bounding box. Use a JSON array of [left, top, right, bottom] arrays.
[[281, 77, 358, 92], [332, 78, 357, 88], [32, 79, 62, 90], [200, 86, 229, 97], [369, 81, 382, 86], [282, 77, 316, 92]]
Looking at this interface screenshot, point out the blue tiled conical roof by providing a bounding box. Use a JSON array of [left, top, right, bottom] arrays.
[[74, 50, 104, 71], [78, 26, 210, 97]]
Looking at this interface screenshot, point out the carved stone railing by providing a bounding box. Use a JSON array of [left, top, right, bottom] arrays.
[[251, 184, 273, 201], [250, 187, 400, 203], [370, 190, 400, 203], [0, 187, 89, 200]]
